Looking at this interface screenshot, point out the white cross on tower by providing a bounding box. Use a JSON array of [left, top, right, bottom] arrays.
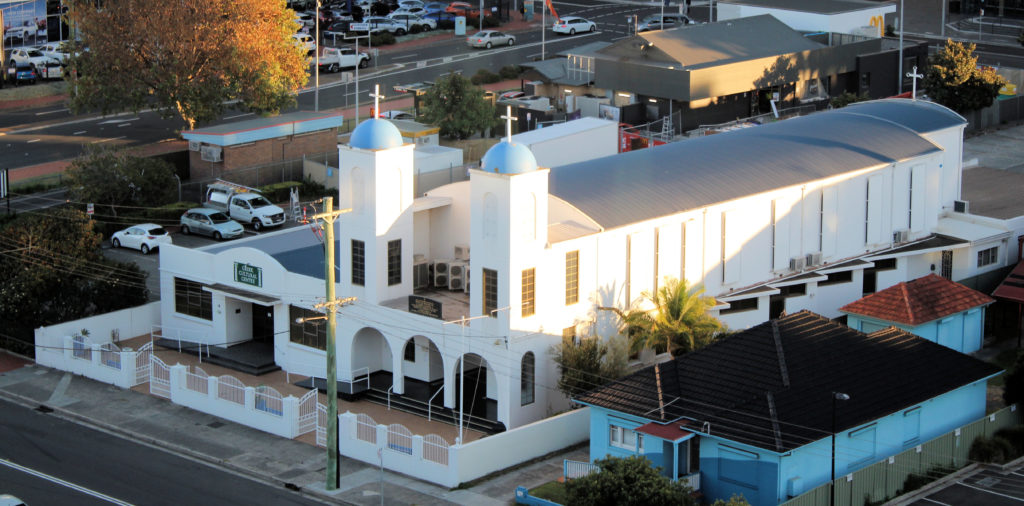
[[500, 105, 516, 143], [369, 84, 384, 117], [906, 66, 924, 100]]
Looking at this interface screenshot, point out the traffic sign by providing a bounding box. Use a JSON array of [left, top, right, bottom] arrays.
[[87, 203, 94, 215], [350, 23, 370, 32]]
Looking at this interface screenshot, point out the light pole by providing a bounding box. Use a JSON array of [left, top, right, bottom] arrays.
[[541, 1, 546, 60], [344, 30, 369, 124], [831, 391, 850, 506], [898, 0, 904, 94], [315, 0, 321, 111]]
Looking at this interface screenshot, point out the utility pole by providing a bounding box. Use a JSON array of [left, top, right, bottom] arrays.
[[315, 0, 321, 112], [309, 196, 354, 491]]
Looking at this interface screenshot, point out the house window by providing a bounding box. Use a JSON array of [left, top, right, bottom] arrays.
[[818, 191, 824, 252], [720, 297, 758, 315], [779, 283, 806, 297], [521, 352, 535, 406], [483, 268, 498, 317], [819, 270, 853, 286], [609, 424, 640, 451], [387, 239, 401, 285], [174, 277, 212, 320], [864, 179, 871, 244], [351, 240, 365, 286], [563, 325, 577, 344], [404, 339, 416, 362], [289, 305, 326, 350], [978, 246, 998, 267], [770, 201, 776, 270], [565, 250, 579, 305], [849, 425, 877, 466], [522, 268, 536, 317], [903, 407, 921, 446]]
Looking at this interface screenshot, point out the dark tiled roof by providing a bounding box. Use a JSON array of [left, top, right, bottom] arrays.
[[993, 260, 1024, 304], [575, 311, 1000, 452], [840, 274, 995, 326]]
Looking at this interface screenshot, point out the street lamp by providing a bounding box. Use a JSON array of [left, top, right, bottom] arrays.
[[831, 391, 850, 506]]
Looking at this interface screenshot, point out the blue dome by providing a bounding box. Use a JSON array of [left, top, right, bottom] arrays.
[[480, 141, 538, 175], [349, 118, 403, 150]]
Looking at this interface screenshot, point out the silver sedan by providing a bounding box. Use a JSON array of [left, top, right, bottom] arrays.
[[466, 30, 515, 49]]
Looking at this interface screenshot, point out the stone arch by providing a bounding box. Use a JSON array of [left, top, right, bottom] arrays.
[[400, 335, 446, 384], [453, 352, 498, 422], [350, 327, 393, 377]]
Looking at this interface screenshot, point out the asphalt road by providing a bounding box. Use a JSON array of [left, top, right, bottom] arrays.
[[0, 398, 322, 505]]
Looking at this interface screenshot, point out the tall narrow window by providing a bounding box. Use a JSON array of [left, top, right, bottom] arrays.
[[483, 268, 498, 317], [521, 268, 536, 317], [387, 239, 401, 285], [520, 352, 535, 405], [404, 339, 416, 362], [625, 235, 632, 303], [680, 221, 687, 281], [864, 179, 871, 244], [907, 170, 914, 229], [770, 201, 776, 270], [818, 191, 824, 252], [351, 240, 365, 286], [565, 251, 579, 305], [653, 228, 660, 292]]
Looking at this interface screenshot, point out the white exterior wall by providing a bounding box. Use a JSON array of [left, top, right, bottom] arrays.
[[717, 5, 895, 35], [514, 119, 619, 168]]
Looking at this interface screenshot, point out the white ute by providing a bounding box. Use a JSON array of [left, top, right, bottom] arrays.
[[204, 181, 286, 231], [318, 46, 370, 73]]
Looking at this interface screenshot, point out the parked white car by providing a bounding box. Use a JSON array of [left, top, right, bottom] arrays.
[[110, 224, 172, 254], [36, 42, 72, 64], [292, 33, 316, 54], [552, 16, 596, 35], [8, 48, 57, 68]]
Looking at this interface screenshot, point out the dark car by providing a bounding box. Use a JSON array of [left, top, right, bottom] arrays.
[[11, 62, 37, 85], [423, 10, 456, 28]]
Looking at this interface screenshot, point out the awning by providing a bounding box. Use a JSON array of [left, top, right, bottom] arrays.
[[934, 217, 1011, 245], [769, 272, 827, 288], [205, 283, 279, 305], [993, 260, 1024, 304], [866, 234, 968, 260], [634, 422, 696, 443], [815, 258, 874, 274]]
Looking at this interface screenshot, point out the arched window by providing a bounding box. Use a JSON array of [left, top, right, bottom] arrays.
[[520, 352, 535, 406], [483, 193, 497, 239]]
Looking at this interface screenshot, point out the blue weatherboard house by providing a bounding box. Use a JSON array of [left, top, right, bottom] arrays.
[[840, 273, 994, 354], [575, 311, 1001, 505]]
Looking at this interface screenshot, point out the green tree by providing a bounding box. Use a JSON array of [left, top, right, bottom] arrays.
[[64, 147, 179, 218], [565, 455, 695, 506], [66, 0, 309, 129], [830, 91, 869, 109], [420, 73, 499, 139], [923, 39, 1007, 114], [0, 209, 148, 355], [711, 495, 751, 506], [606, 277, 725, 357], [551, 335, 628, 398]]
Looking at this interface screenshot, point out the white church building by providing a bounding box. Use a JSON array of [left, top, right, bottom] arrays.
[[156, 98, 1011, 432]]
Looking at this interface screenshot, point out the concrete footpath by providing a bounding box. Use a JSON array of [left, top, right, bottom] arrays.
[[0, 355, 585, 505]]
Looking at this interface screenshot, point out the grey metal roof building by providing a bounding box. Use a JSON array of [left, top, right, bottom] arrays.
[[549, 101, 955, 230], [718, 0, 892, 15]]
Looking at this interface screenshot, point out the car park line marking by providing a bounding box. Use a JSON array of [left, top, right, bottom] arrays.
[[0, 458, 135, 505], [73, 130, 87, 135], [920, 498, 951, 505], [390, 53, 420, 60], [552, 1, 594, 6], [26, 139, 40, 143], [957, 481, 1024, 502], [35, 108, 69, 116], [91, 136, 127, 144], [99, 117, 139, 125], [223, 113, 254, 120]]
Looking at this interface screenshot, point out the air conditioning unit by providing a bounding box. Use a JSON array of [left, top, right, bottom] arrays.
[[806, 252, 823, 267], [893, 229, 910, 243], [200, 145, 222, 162], [433, 260, 450, 288], [954, 200, 969, 214], [188, 140, 201, 151], [413, 260, 432, 290], [454, 244, 470, 261], [789, 256, 806, 271], [449, 260, 467, 291]]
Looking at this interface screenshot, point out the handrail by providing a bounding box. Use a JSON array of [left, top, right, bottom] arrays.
[[387, 385, 394, 411], [427, 386, 444, 421]]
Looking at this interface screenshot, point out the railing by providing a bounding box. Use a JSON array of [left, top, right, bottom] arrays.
[[563, 459, 599, 480], [387, 423, 413, 455], [316, 403, 328, 447], [387, 385, 394, 411], [255, 385, 284, 417], [356, 413, 377, 444], [72, 334, 91, 361], [151, 324, 207, 352], [423, 434, 450, 466], [134, 342, 152, 386], [427, 386, 444, 421], [681, 471, 700, 491], [99, 342, 121, 370], [217, 375, 246, 405], [185, 366, 209, 395], [150, 355, 171, 399], [297, 389, 318, 435]]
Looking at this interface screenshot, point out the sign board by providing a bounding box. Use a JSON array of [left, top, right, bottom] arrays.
[[349, 23, 370, 32], [408, 295, 442, 319], [234, 262, 263, 288], [455, 16, 466, 36], [86, 203, 94, 215], [0, 169, 7, 199]]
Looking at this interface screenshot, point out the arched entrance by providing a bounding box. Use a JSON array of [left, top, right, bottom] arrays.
[[399, 335, 446, 406], [453, 353, 498, 425], [351, 327, 393, 391]]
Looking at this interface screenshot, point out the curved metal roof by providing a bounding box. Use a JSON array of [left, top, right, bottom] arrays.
[[844, 99, 966, 134], [548, 106, 945, 230]]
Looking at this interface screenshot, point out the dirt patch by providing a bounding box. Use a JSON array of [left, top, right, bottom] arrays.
[[440, 137, 499, 164], [0, 80, 68, 101]]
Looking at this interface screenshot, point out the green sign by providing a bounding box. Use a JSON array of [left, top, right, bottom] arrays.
[[234, 262, 263, 287]]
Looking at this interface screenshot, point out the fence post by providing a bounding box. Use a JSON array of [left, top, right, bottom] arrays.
[[412, 434, 424, 461], [168, 364, 188, 402], [62, 335, 73, 362], [90, 343, 101, 368], [207, 376, 218, 401], [283, 395, 300, 438], [244, 386, 256, 412], [376, 424, 388, 452]]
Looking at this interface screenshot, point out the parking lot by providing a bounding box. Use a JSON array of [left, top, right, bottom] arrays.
[[903, 464, 1024, 505]]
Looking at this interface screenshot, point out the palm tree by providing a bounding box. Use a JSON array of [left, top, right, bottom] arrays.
[[605, 277, 725, 356]]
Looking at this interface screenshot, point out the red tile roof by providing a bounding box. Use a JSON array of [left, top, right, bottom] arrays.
[[840, 274, 994, 326], [634, 421, 695, 442], [993, 260, 1024, 304]]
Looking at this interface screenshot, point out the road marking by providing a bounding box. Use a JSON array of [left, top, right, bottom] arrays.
[[390, 53, 420, 60], [34, 108, 69, 116], [920, 497, 951, 505], [6, 110, 148, 135], [223, 113, 253, 120], [957, 481, 1024, 502], [552, 1, 595, 6], [26, 139, 40, 143], [91, 136, 127, 144], [73, 130, 87, 135], [99, 117, 139, 125], [0, 458, 134, 505]]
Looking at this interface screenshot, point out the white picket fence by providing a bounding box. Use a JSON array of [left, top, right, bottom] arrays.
[[36, 332, 154, 389], [297, 390, 318, 435]]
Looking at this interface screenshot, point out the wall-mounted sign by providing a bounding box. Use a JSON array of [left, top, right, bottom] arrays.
[[408, 295, 442, 319], [234, 262, 263, 288]]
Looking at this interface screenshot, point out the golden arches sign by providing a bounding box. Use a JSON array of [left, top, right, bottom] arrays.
[[868, 15, 884, 37]]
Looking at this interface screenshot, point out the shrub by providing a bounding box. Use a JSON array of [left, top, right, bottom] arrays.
[[370, 32, 396, 46], [499, 64, 522, 80], [482, 15, 500, 28], [437, 18, 455, 29], [996, 426, 1024, 456], [471, 68, 501, 85], [258, 181, 302, 203], [969, 435, 1015, 463], [410, 23, 422, 34]]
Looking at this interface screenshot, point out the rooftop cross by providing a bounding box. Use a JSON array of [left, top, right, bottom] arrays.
[[500, 105, 516, 143], [906, 66, 924, 100], [369, 84, 384, 117]]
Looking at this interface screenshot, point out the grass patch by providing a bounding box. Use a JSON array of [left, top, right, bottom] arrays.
[[990, 348, 1020, 387], [0, 80, 67, 102], [530, 480, 567, 504]]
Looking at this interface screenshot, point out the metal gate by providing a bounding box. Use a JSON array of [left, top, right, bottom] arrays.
[[134, 342, 152, 386], [316, 403, 327, 448], [150, 355, 171, 399], [298, 389, 318, 435]]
